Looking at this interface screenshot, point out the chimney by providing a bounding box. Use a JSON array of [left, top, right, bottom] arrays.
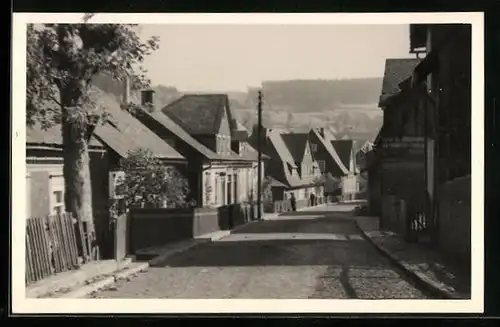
[[141, 89, 155, 107], [319, 127, 325, 138], [122, 76, 130, 104]]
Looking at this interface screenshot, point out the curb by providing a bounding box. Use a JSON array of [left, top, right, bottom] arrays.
[[57, 262, 149, 298], [114, 263, 149, 281], [354, 221, 464, 300], [148, 219, 265, 267], [148, 239, 211, 267]]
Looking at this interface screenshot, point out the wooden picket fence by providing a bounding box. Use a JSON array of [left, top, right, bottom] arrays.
[[25, 213, 93, 285]]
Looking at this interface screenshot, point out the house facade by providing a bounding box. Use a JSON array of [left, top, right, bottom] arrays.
[[309, 128, 359, 199], [258, 129, 323, 204], [371, 24, 472, 269], [26, 87, 186, 258], [26, 125, 107, 219], [135, 93, 262, 208], [374, 58, 428, 235], [331, 140, 359, 200], [409, 24, 472, 267]]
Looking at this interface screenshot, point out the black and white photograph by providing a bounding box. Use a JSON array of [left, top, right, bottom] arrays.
[[11, 13, 483, 314]]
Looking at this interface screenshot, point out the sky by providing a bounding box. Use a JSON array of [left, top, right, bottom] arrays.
[[138, 24, 415, 92]]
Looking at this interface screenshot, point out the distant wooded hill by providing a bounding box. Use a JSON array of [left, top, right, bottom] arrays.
[[235, 78, 383, 112], [91, 74, 383, 145]]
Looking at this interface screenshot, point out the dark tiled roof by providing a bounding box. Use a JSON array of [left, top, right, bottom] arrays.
[[90, 87, 185, 160], [266, 131, 307, 188], [310, 128, 349, 176], [239, 141, 270, 161], [145, 109, 219, 160], [26, 87, 185, 161], [331, 140, 354, 170], [161, 94, 232, 135], [92, 123, 133, 158], [281, 133, 309, 163], [229, 111, 249, 141], [269, 177, 288, 188], [142, 109, 255, 162], [26, 123, 103, 148], [379, 58, 421, 107]]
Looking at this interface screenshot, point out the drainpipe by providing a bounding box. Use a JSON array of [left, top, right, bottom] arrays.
[[423, 83, 430, 239], [257, 90, 263, 219]]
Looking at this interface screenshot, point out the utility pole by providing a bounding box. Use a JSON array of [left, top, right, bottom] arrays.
[[257, 90, 263, 220]]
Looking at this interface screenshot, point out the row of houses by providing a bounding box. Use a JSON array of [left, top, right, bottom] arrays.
[[27, 83, 263, 257], [249, 125, 359, 204], [362, 24, 471, 269], [27, 77, 360, 259]]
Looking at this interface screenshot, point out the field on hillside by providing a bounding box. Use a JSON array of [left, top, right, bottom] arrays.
[[233, 106, 382, 139]]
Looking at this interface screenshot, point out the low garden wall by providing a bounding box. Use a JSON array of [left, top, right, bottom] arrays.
[[127, 203, 263, 254], [268, 197, 325, 214]]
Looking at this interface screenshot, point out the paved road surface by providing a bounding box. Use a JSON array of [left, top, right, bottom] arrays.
[[91, 205, 427, 299]]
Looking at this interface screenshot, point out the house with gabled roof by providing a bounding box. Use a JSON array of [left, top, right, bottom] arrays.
[[134, 92, 264, 207], [309, 127, 345, 176], [257, 129, 322, 203], [281, 133, 322, 185], [26, 86, 186, 258], [330, 139, 359, 200], [408, 24, 472, 269], [376, 57, 432, 236]]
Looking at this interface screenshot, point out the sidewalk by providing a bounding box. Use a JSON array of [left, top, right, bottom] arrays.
[[28, 204, 354, 298], [26, 257, 148, 298], [29, 210, 290, 298], [354, 216, 471, 299]]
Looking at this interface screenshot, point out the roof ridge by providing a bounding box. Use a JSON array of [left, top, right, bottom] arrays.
[[312, 129, 349, 175]]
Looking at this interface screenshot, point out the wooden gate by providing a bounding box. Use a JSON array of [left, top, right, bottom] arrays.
[[407, 192, 432, 243]]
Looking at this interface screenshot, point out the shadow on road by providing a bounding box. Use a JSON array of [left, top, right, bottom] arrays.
[[276, 210, 355, 217], [154, 237, 389, 268], [340, 265, 359, 299], [232, 217, 354, 235]]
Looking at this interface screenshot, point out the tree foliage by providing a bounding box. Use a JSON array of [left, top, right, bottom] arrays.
[[26, 23, 159, 129], [118, 148, 190, 208], [26, 22, 159, 232]]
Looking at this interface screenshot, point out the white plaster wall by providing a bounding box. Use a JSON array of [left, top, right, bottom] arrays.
[[26, 172, 31, 218], [27, 163, 65, 215]]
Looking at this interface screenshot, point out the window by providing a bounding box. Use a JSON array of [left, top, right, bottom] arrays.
[[311, 143, 318, 152], [54, 191, 63, 203], [318, 160, 326, 172], [214, 176, 219, 205], [216, 135, 221, 153], [204, 173, 212, 206], [53, 190, 64, 215]]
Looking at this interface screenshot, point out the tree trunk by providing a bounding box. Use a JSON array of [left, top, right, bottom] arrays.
[[62, 111, 95, 234]]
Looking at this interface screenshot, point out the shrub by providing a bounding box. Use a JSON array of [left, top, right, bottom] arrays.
[[118, 148, 190, 208]]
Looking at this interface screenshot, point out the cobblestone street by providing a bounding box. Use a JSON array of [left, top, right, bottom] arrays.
[[90, 206, 427, 299]]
